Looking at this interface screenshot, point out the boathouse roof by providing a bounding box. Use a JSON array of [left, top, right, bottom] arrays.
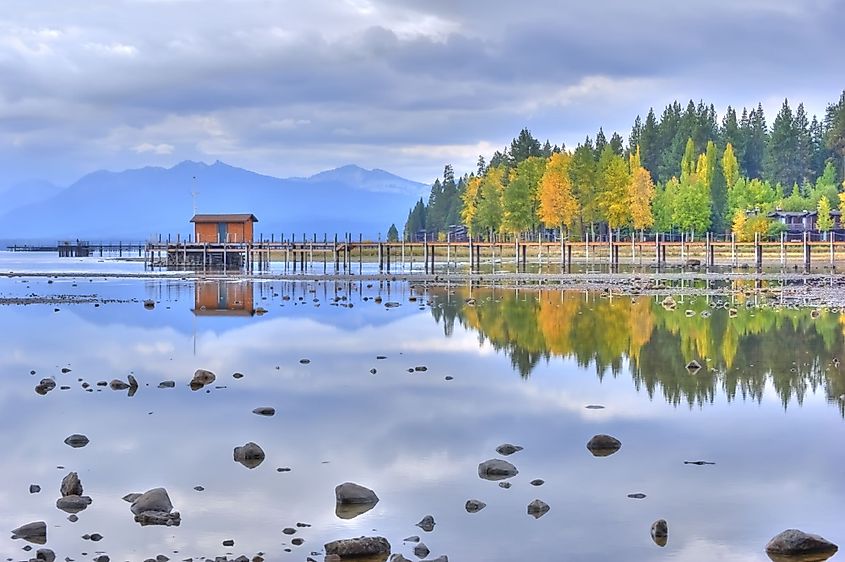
[[190, 214, 258, 223]]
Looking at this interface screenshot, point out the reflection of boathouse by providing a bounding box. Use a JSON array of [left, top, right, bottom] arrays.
[[192, 281, 255, 316]]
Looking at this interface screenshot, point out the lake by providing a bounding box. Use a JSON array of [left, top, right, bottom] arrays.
[[0, 264, 842, 561]]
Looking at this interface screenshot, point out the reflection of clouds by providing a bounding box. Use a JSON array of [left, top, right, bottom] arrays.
[[0, 280, 842, 559]]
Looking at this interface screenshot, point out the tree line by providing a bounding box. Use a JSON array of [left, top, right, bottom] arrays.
[[400, 91, 845, 241]]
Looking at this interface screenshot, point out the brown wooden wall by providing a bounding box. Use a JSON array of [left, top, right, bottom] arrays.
[[194, 221, 254, 243]]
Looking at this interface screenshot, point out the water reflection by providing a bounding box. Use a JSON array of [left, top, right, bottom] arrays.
[[428, 287, 845, 412], [193, 280, 256, 317]]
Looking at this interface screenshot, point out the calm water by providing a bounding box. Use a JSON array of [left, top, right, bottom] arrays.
[[0, 268, 843, 560]]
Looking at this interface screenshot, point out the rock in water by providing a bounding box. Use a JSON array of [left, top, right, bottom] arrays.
[[56, 495, 92, 514], [109, 379, 130, 390], [478, 459, 519, 480], [495, 443, 523, 456], [685, 360, 702, 373], [651, 519, 668, 547], [416, 515, 436, 532], [527, 499, 550, 519], [335, 482, 379, 504], [233, 442, 265, 469], [143, 299, 155, 309], [252, 407, 276, 416], [465, 500, 486, 513], [586, 434, 622, 457], [324, 536, 391, 557], [35, 548, 56, 562], [765, 529, 838, 559], [35, 378, 56, 395], [11, 521, 47, 544], [61, 472, 83, 496], [190, 369, 216, 391], [130, 488, 173, 515], [414, 543, 430, 558], [63, 434, 89, 448]]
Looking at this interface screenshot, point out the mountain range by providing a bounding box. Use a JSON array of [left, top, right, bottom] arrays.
[[0, 161, 428, 242]]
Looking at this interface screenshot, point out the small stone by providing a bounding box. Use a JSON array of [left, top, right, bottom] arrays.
[[252, 407, 275, 416], [686, 360, 702, 373], [282, 527, 296, 535], [478, 459, 519, 480], [67, 514, 78, 522], [627, 493, 647, 499], [64, 434, 90, 448], [190, 369, 216, 390], [530, 479, 545, 486], [495, 444, 523, 456], [233, 442, 265, 469], [29, 484, 41, 494], [158, 381, 175, 388], [527, 499, 550, 518], [414, 543, 430, 558], [35, 548, 56, 562], [498, 482, 511, 489], [143, 299, 155, 309], [223, 539, 234, 547], [299, 359, 310, 364], [651, 519, 668, 547], [585, 404, 605, 409], [586, 434, 621, 457], [232, 372, 244, 379], [416, 515, 436, 532], [403, 536, 420, 543], [194, 486, 204, 491], [109, 379, 130, 390], [291, 537, 304, 546], [35, 378, 56, 395], [465, 500, 486, 513]]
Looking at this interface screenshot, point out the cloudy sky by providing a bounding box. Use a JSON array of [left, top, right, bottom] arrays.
[[1, 0, 843, 187]]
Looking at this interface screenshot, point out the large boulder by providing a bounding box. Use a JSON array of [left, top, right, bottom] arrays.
[[765, 529, 837, 560], [478, 459, 518, 480], [651, 519, 668, 547], [56, 495, 92, 514], [325, 536, 391, 558], [130, 488, 173, 515], [586, 434, 622, 457], [336, 482, 379, 504], [61, 472, 83, 496], [233, 442, 265, 469], [11, 521, 47, 544]]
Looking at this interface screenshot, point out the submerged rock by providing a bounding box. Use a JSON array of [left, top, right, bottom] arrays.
[[465, 500, 486, 513], [651, 519, 668, 547], [324, 536, 391, 557], [527, 499, 550, 519], [335, 502, 378, 520], [416, 515, 436, 532], [495, 443, 523, 456], [190, 369, 216, 391], [233, 442, 265, 469], [252, 407, 276, 416], [130, 488, 180, 527], [765, 529, 838, 560], [109, 379, 130, 390], [478, 459, 519, 480], [35, 379, 56, 395], [63, 434, 89, 448], [414, 543, 430, 558], [586, 434, 621, 457], [35, 548, 56, 562]]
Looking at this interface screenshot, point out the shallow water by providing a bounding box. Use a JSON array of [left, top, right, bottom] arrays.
[[0, 272, 843, 561]]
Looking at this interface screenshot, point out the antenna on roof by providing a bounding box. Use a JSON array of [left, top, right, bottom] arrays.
[[192, 176, 199, 215]]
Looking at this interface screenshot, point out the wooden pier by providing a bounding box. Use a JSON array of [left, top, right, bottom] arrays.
[[143, 231, 845, 273]]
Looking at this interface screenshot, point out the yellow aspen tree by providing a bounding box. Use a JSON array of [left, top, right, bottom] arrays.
[[722, 142, 740, 188], [461, 176, 482, 236], [629, 167, 656, 231], [731, 209, 748, 241], [538, 152, 579, 234]]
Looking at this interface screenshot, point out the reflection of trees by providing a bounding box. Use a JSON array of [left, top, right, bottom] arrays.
[[428, 287, 845, 413]]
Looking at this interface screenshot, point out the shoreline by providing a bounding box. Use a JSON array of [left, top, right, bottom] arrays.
[[2, 269, 844, 306]]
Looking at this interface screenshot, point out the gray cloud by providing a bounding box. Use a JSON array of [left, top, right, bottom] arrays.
[[0, 0, 842, 188]]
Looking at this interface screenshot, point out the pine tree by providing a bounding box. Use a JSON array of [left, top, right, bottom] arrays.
[[825, 90, 845, 178], [721, 106, 745, 164], [387, 224, 399, 242], [629, 115, 643, 153], [509, 128, 542, 166], [609, 132, 624, 156], [809, 116, 828, 179], [744, 103, 768, 179], [594, 128, 608, 158], [640, 108, 660, 182], [793, 103, 813, 183], [766, 99, 800, 190]]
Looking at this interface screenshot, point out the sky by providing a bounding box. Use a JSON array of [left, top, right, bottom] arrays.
[[0, 0, 843, 188]]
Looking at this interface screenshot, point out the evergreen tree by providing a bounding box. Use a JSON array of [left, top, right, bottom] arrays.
[[541, 140, 553, 158], [706, 140, 728, 232], [825, 90, 845, 178], [509, 128, 542, 166], [721, 106, 744, 164], [404, 198, 427, 240], [640, 108, 660, 182], [766, 99, 800, 190], [793, 103, 813, 183], [809, 116, 828, 180], [743, 103, 767, 179], [426, 178, 445, 234], [594, 128, 608, 158], [387, 224, 399, 242], [476, 155, 486, 176], [609, 132, 624, 156], [629, 116, 643, 154]]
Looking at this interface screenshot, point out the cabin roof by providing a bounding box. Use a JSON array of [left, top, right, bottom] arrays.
[[190, 213, 258, 223], [767, 210, 841, 218]]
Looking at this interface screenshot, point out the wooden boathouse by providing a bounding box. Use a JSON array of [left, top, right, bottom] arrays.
[[191, 214, 258, 243]]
